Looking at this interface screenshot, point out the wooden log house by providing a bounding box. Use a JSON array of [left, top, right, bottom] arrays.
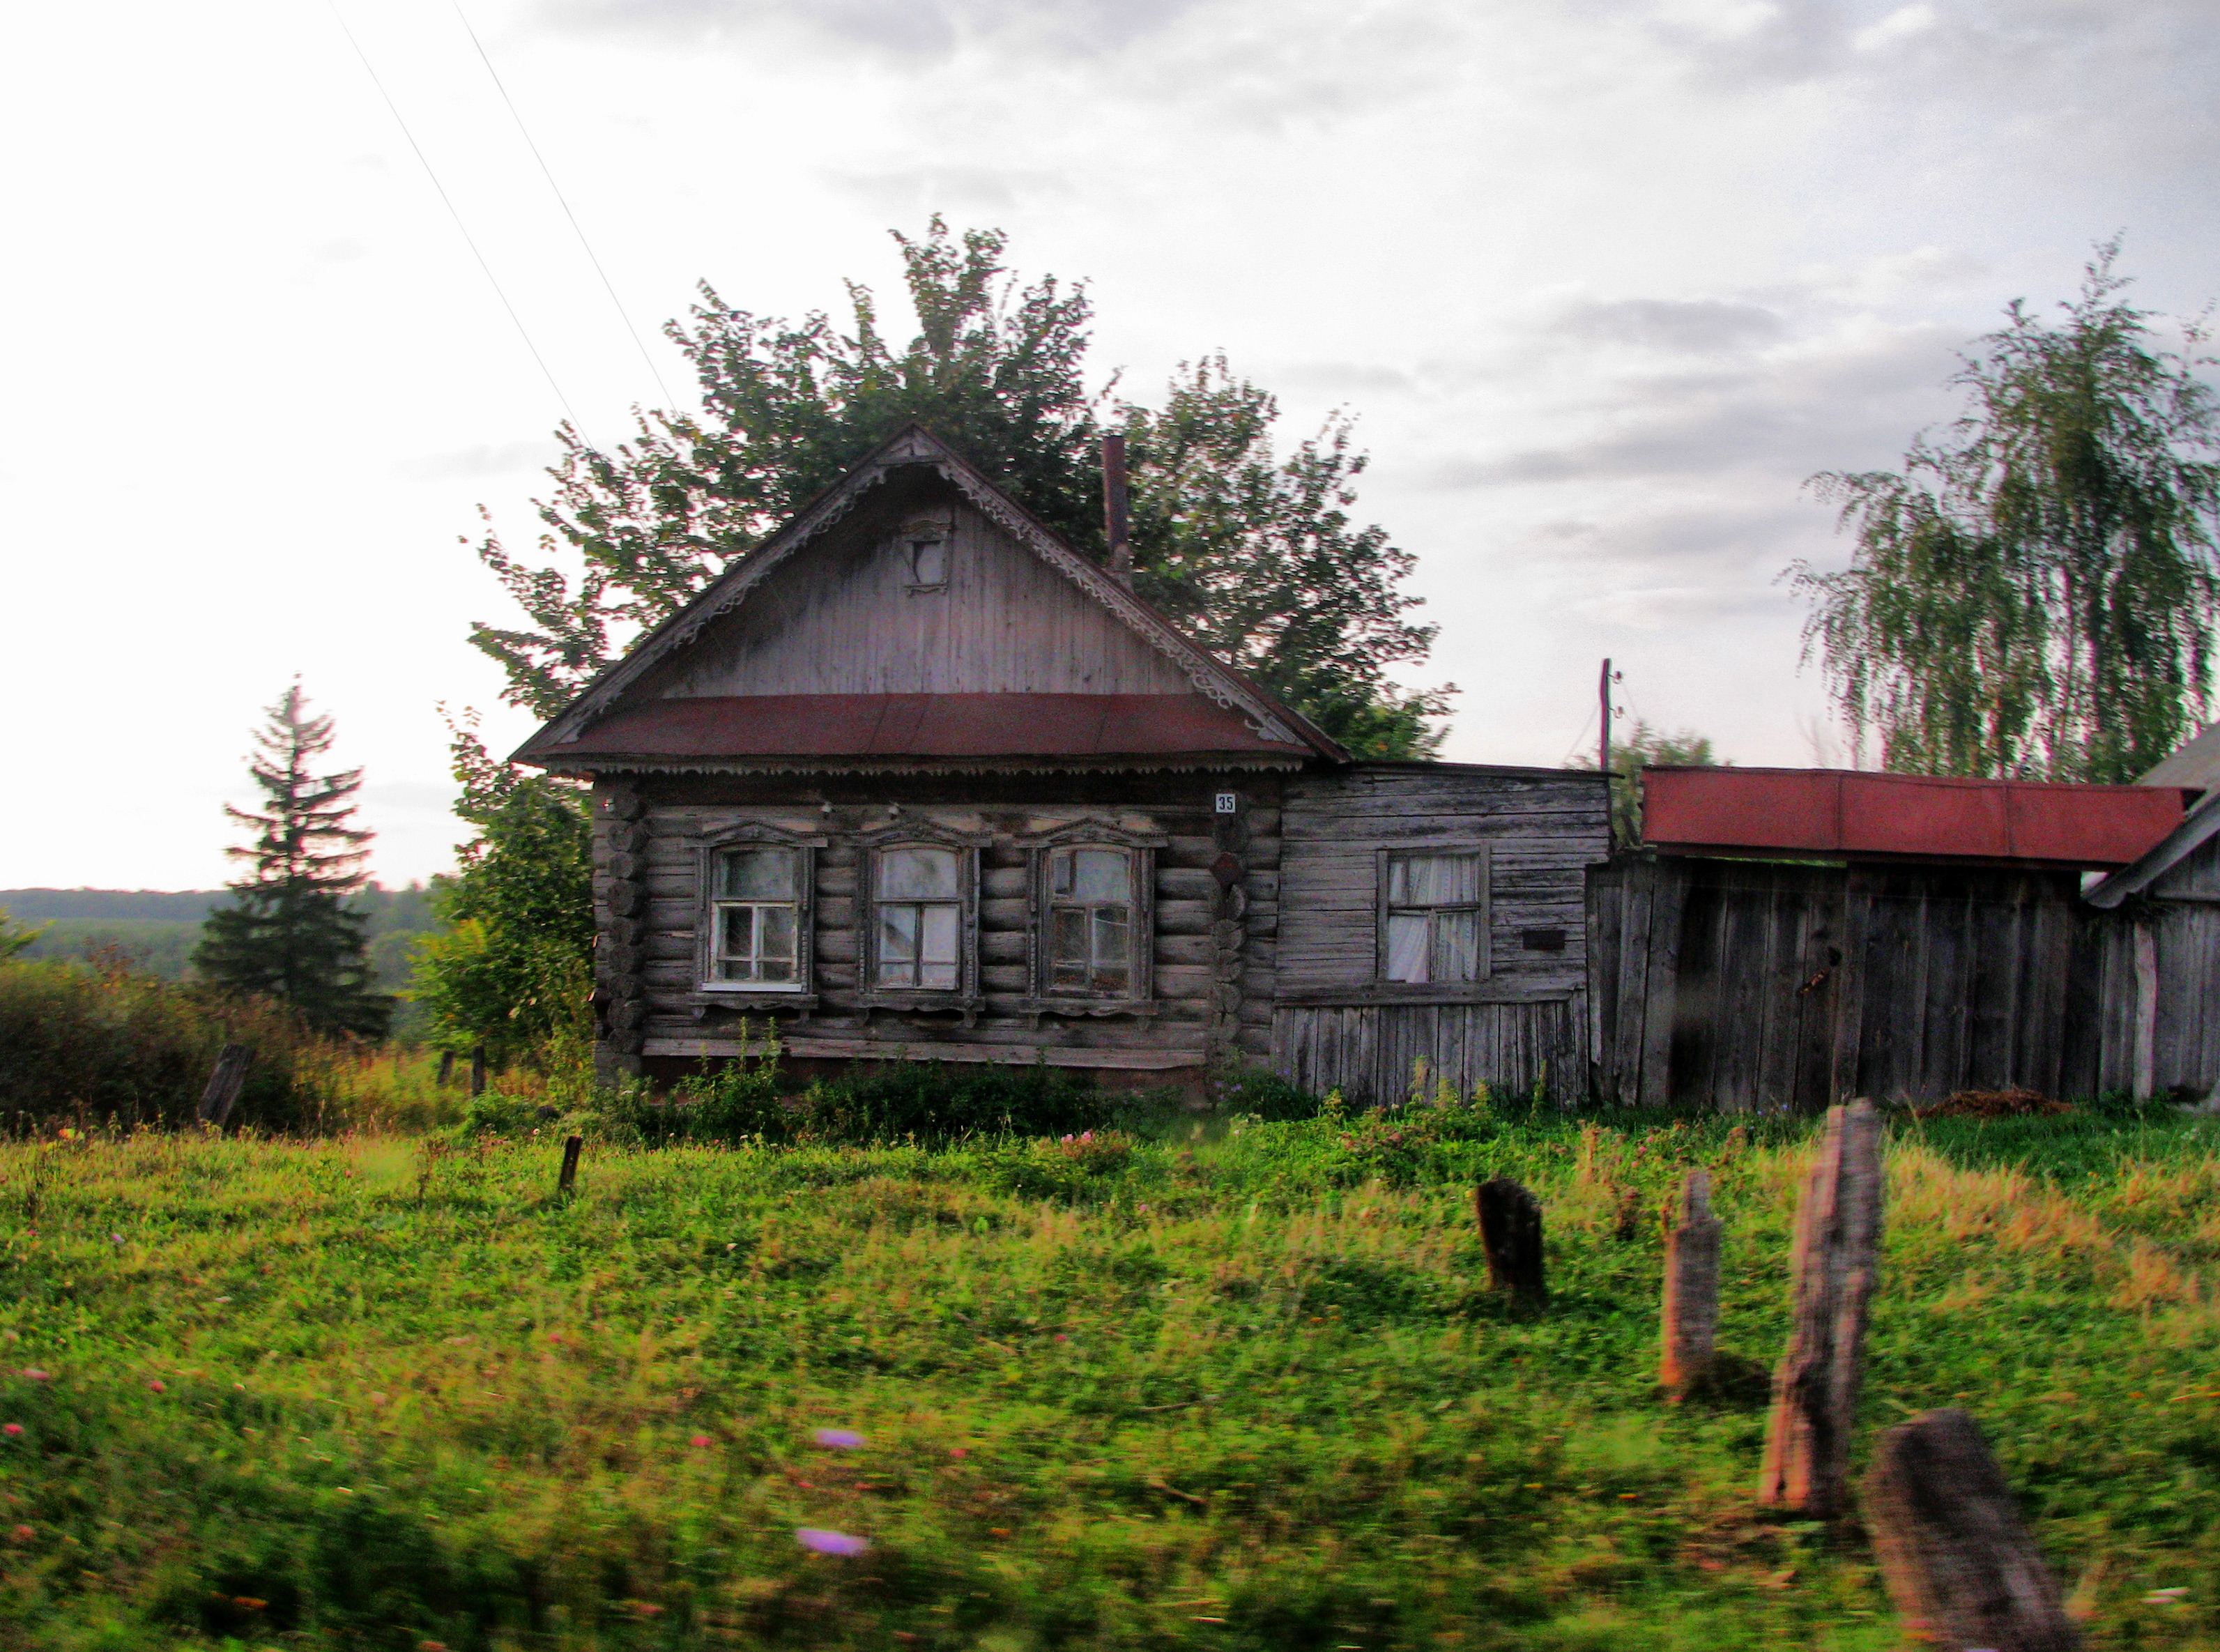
[[516, 426, 1611, 1102]]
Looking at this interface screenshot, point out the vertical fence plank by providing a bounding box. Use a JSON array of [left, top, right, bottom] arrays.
[[1660, 1170, 1722, 1398], [197, 1043, 252, 1126], [1759, 1098, 1884, 1517], [1864, 1407, 2081, 1652], [1476, 1178, 1546, 1307]]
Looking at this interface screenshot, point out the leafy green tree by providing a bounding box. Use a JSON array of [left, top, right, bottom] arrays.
[[194, 684, 390, 1038], [0, 908, 47, 961], [1793, 243, 2220, 783], [1571, 720, 1725, 843], [469, 217, 1447, 757], [408, 714, 593, 1068]]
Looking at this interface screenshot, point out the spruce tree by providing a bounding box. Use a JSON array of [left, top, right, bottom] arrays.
[[194, 683, 390, 1038]]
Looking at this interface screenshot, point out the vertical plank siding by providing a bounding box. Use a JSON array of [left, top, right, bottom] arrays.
[[1593, 852, 2220, 1109], [1271, 765, 1612, 1106]]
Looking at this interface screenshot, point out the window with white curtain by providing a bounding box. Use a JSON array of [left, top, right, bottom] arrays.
[[1381, 849, 1488, 984], [875, 845, 963, 989], [1046, 846, 1135, 997]]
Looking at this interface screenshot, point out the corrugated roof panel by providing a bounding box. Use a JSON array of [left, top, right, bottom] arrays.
[[1641, 767, 2183, 869]]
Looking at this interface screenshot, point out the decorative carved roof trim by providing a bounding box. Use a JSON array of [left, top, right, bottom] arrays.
[[523, 425, 1340, 760]]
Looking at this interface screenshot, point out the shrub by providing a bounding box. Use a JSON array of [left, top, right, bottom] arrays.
[[0, 958, 345, 1133]]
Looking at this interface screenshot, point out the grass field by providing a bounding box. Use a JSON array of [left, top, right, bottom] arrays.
[[3, 1100, 2219, 1649]]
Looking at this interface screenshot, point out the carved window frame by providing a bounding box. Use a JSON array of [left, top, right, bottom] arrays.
[[857, 819, 990, 1016], [1018, 820, 1165, 1016], [1375, 842, 1492, 991], [898, 509, 954, 595], [691, 820, 827, 1002]]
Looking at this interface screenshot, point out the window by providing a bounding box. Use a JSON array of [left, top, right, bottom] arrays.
[[709, 846, 802, 987], [901, 516, 951, 591], [1381, 850, 1487, 984], [1046, 847, 1135, 996], [875, 845, 962, 989]]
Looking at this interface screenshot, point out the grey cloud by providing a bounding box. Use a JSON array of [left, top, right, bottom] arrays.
[[536, 0, 1207, 61], [1438, 324, 1959, 489], [1553, 297, 1786, 353], [1271, 362, 1418, 397], [395, 441, 562, 481]]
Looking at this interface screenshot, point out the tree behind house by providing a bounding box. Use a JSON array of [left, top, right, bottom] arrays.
[[468, 217, 1448, 759], [1571, 721, 1725, 843], [1793, 242, 2220, 783], [194, 684, 390, 1039]]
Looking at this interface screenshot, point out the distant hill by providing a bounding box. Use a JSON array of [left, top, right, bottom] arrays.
[[1, 888, 224, 922], [1, 887, 443, 1039]]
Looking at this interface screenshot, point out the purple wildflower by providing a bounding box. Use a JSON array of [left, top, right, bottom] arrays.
[[813, 1428, 865, 1450], [796, 1527, 870, 1557]]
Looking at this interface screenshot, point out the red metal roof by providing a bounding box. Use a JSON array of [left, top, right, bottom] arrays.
[[1641, 767, 2187, 869], [519, 693, 1298, 765]]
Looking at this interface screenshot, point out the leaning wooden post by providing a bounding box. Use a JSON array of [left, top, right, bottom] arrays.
[[469, 1045, 488, 1099], [1660, 1169, 1722, 1398], [197, 1043, 252, 1126], [558, 1135, 583, 1197], [1476, 1178, 1546, 1307], [436, 1050, 456, 1088], [1864, 1409, 2081, 1651], [1759, 1098, 1884, 1518]]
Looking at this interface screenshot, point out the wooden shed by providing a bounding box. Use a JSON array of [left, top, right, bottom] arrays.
[[2085, 792, 2220, 1101], [514, 426, 1611, 1102], [1591, 767, 2197, 1110]]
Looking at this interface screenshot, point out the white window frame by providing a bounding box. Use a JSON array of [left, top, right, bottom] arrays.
[[1376, 844, 1491, 987], [693, 822, 825, 997]]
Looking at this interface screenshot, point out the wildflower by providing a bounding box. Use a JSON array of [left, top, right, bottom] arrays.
[[109, 1234, 123, 1245], [148, 1380, 165, 1394], [9, 1525, 29, 1540], [2, 1425, 20, 1437], [689, 1434, 712, 1448], [813, 1428, 865, 1449], [19, 1370, 48, 1382], [949, 1446, 967, 1458], [797, 1527, 869, 1557], [1054, 1333, 1069, 1343]]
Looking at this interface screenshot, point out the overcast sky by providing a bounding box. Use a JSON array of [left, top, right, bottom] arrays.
[[3, 0, 2214, 890]]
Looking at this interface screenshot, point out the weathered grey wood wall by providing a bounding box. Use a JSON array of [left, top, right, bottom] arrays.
[[1271, 765, 1611, 1105], [644, 487, 1197, 700], [2091, 832, 2220, 1099], [1590, 856, 2113, 1110], [593, 771, 1284, 1078]]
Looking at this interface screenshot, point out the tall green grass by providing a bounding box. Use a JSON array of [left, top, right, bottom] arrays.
[[3, 1103, 2218, 1648]]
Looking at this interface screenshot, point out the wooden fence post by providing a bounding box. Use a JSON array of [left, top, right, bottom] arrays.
[[1661, 1169, 1722, 1397], [1759, 1097, 1884, 1517], [197, 1043, 252, 1126], [558, 1134, 583, 1196], [436, 1051, 455, 1088], [1864, 1408, 2081, 1651], [1476, 1178, 1546, 1307], [469, 1046, 487, 1099]]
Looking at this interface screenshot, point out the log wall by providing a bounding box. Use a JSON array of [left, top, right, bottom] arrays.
[[2092, 832, 2220, 1099], [594, 770, 1285, 1080]]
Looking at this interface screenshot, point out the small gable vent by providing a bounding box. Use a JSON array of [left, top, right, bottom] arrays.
[[902, 512, 953, 592]]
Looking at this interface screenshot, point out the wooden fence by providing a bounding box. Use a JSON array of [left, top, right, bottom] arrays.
[[1588, 856, 2113, 1110]]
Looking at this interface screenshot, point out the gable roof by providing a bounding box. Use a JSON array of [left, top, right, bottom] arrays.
[[2084, 788, 2220, 908], [514, 425, 1345, 771], [2138, 720, 2220, 795]]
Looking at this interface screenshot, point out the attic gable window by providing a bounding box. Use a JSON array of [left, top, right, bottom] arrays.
[[1380, 848, 1489, 984], [901, 515, 951, 592]]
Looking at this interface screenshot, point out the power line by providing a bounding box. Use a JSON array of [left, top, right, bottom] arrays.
[[450, 0, 679, 410], [321, 0, 590, 443]]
